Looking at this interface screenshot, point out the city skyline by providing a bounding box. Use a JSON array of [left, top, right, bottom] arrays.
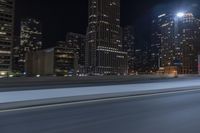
[[1, 0, 200, 76], [15, 0, 200, 47], [1, 1, 200, 133]]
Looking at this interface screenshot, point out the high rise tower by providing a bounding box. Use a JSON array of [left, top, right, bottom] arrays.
[[19, 18, 42, 73], [176, 13, 200, 74], [122, 26, 135, 74], [86, 0, 127, 75], [0, 0, 15, 75]]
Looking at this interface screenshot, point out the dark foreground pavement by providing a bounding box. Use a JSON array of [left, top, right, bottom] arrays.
[[1, 88, 200, 133]]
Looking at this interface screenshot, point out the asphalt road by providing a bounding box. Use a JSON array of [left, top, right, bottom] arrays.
[[1, 88, 200, 133]]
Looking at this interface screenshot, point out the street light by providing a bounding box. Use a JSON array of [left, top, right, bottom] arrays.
[[176, 12, 185, 17]]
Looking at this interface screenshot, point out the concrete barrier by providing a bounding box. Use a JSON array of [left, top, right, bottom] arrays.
[[1, 86, 200, 111], [0, 75, 174, 89]]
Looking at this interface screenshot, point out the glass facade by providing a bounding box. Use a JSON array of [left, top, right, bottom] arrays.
[[19, 18, 42, 72], [54, 41, 78, 76], [0, 0, 14, 74], [66, 32, 86, 74], [151, 12, 200, 74], [122, 26, 135, 74], [86, 0, 127, 75]]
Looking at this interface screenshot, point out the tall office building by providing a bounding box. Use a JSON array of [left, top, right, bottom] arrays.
[[86, 0, 127, 75], [159, 14, 177, 68], [19, 18, 42, 73], [151, 13, 177, 72], [150, 15, 163, 72], [12, 35, 20, 71], [0, 0, 15, 75], [151, 12, 200, 74], [176, 13, 200, 74], [122, 26, 135, 74], [66, 32, 86, 74]]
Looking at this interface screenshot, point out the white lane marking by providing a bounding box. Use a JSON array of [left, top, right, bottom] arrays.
[[1, 87, 200, 113]]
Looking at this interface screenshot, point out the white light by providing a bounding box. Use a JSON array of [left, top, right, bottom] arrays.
[[0, 72, 6, 76], [9, 75, 14, 78], [176, 12, 185, 17]]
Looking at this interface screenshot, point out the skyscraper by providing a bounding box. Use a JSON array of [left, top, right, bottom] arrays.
[[66, 32, 86, 74], [151, 12, 200, 74], [86, 0, 127, 75], [159, 14, 177, 68], [122, 26, 135, 74], [151, 13, 177, 72], [12, 35, 20, 72], [19, 18, 42, 73], [150, 15, 163, 72], [0, 0, 15, 76], [176, 13, 200, 74]]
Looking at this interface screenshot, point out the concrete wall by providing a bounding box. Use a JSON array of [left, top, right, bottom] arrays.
[[0, 75, 176, 89], [26, 50, 54, 76]]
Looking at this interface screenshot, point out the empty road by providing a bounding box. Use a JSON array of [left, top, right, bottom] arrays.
[[1, 88, 200, 133]]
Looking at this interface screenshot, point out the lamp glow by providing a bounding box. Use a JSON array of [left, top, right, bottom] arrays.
[[0, 72, 6, 76], [176, 12, 185, 17]]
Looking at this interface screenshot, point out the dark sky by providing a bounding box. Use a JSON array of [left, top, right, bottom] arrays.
[[15, 0, 199, 48]]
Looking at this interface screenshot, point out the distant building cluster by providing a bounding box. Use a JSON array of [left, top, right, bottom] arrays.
[[0, 0, 200, 77], [151, 12, 200, 74]]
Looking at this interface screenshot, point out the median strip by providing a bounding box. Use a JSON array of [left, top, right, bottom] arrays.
[[1, 78, 200, 111]]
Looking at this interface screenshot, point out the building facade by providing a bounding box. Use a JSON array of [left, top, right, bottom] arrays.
[[26, 49, 54, 76], [122, 26, 135, 74], [26, 41, 78, 76], [151, 12, 200, 74], [151, 13, 177, 72], [54, 41, 78, 76], [66, 32, 86, 74], [133, 49, 143, 73], [176, 13, 200, 74], [12, 35, 20, 72], [19, 18, 42, 73], [150, 15, 163, 72], [86, 0, 127, 75], [0, 0, 15, 76]]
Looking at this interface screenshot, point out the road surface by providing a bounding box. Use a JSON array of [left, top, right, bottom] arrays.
[[1, 88, 200, 133]]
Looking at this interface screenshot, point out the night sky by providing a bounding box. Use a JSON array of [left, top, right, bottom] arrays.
[[15, 0, 200, 48]]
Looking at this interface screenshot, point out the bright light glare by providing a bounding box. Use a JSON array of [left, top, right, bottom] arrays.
[[0, 72, 6, 76], [9, 75, 14, 78], [176, 12, 185, 17]]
